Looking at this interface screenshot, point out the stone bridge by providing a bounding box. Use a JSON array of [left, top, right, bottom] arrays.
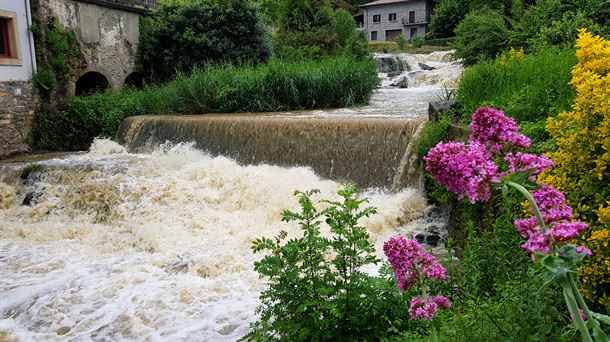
[[37, 0, 157, 95]]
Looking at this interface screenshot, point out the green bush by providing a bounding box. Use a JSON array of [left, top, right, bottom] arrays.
[[456, 47, 576, 126], [334, 9, 370, 59], [274, 0, 337, 60], [453, 9, 509, 65], [32, 57, 379, 150], [393, 33, 407, 50], [429, 0, 468, 38], [411, 36, 424, 48], [245, 187, 418, 341], [140, 0, 270, 81], [414, 114, 451, 160]]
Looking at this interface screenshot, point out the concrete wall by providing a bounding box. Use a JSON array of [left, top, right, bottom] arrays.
[[0, 0, 37, 81], [363, 0, 429, 41], [40, 0, 143, 92]]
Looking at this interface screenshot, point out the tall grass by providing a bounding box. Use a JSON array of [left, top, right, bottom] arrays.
[[457, 47, 576, 124], [32, 57, 379, 150], [175, 57, 379, 113]]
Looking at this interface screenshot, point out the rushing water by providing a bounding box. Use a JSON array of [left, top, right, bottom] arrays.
[[0, 51, 460, 341]]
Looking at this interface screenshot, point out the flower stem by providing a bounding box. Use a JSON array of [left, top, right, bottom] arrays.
[[563, 283, 593, 342], [506, 181, 546, 230], [568, 274, 594, 323]]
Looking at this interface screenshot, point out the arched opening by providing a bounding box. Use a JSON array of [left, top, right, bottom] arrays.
[[124, 72, 144, 89], [75, 71, 110, 96]]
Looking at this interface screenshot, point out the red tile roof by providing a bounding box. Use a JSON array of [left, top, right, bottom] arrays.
[[360, 0, 418, 7]]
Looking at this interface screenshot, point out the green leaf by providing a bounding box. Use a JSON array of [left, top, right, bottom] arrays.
[[592, 312, 610, 326]]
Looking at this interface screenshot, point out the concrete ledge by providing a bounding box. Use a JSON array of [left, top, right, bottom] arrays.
[[77, 0, 157, 13]]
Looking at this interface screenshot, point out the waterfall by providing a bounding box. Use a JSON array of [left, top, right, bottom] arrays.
[[118, 115, 426, 189]]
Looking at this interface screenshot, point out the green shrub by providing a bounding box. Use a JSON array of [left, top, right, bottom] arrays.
[[32, 67, 56, 90], [334, 9, 370, 59], [429, 0, 468, 38], [529, 11, 604, 49], [274, 0, 337, 60], [245, 187, 418, 341], [456, 47, 576, 125], [414, 114, 451, 160], [394, 33, 407, 50], [453, 9, 509, 65], [411, 36, 424, 48], [140, 0, 271, 81]]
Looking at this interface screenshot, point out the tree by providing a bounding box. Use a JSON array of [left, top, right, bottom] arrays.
[[140, 0, 271, 81], [273, 0, 337, 59], [453, 9, 509, 65]]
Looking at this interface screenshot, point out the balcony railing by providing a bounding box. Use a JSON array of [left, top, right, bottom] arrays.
[[401, 17, 427, 25]]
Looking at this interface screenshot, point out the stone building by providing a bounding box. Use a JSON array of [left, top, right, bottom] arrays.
[[0, 0, 155, 157], [1, 0, 37, 158], [360, 0, 436, 41]]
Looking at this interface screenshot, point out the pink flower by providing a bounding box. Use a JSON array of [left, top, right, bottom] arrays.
[[469, 107, 531, 153], [514, 184, 589, 258], [505, 152, 554, 176], [383, 237, 447, 292], [408, 295, 451, 320], [424, 141, 500, 203]]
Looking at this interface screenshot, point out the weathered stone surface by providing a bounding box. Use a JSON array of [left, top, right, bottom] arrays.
[[391, 76, 409, 88], [42, 0, 148, 91], [427, 100, 456, 121], [0, 81, 36, 159], [418, 62, 435, 71]]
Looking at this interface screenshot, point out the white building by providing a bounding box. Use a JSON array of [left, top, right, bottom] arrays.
[[1, 0, 36, 81]]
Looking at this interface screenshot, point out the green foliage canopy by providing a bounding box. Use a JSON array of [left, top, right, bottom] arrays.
[[140, 0, 271, 81]]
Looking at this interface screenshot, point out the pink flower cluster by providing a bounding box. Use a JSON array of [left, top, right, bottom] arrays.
[[424, 142, 500, 203], [515, 184, 590, 256], [383, 237, 447, 292], [505, 152, 554, 176], [424, 106, 591, 260], [469, 106, 531, 153], [409, 295, 452, 320]]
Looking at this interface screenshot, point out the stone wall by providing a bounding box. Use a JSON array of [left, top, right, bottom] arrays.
[[37, 0, 144, 92], [0, 81, 37, 158]]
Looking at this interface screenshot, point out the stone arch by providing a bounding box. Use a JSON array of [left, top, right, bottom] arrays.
[[75, 71, 110, 96], [124, 71, 144, 89]]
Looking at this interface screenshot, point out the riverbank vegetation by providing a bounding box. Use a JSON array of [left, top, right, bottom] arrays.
[[414, 29, 610, 339], [32, 57, 378, 150], [429, 0, 609, 65]]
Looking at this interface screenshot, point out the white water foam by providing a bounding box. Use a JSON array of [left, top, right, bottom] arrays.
[[0, 140, 439, 341]]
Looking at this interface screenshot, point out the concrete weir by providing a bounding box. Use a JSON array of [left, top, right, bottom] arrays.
[[118, 114, 426, 189]]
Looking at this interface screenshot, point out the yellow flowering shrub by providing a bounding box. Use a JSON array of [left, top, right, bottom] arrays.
[[499, 47, 525, 64], [541, 29, 610, 311]]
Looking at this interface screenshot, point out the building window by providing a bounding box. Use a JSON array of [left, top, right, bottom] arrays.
[[388, 13, 396, 22], [371, 31, 378, 41], [410, 27, 418, 38], [0, 10, 21, 65], [0, 19, 11, 58], [373, 14, 381, 23], [409, 11, 415, 24]]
